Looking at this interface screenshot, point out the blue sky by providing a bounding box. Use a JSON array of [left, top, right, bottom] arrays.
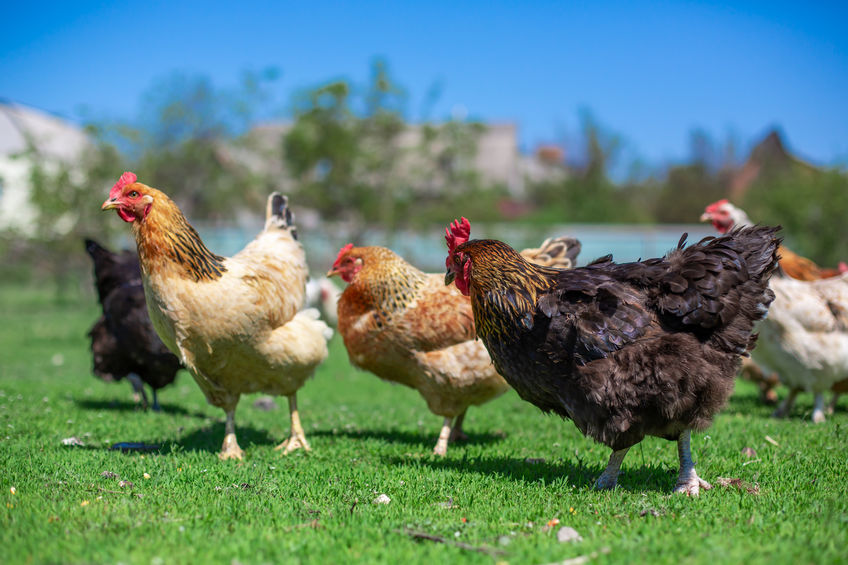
[[2, 1, 847, 168]]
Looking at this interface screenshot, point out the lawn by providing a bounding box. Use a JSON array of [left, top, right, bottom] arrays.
[[1, 284, 846, 564]]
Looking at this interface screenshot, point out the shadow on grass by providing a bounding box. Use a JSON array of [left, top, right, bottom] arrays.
[[71, 421, 280, 457], [74, 398, 204, 418], [310, 427, 505, 450], [384, 452, 679, 493]]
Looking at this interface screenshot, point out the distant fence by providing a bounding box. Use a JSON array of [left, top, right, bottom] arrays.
[[196, 222, 717, 274]]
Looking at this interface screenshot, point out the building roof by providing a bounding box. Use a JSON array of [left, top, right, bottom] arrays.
[[0, 101, 90, 161]]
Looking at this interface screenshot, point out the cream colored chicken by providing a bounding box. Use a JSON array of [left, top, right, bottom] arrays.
[[102, 172, 331, 459], [754, 273, 848, 422]]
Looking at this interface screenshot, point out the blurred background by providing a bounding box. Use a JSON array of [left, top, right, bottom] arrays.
[[1, 1, 846, 295]]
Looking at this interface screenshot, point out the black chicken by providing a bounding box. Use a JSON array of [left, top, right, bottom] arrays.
[[85, 238, 181, 410], [445, 219, 780, 495]]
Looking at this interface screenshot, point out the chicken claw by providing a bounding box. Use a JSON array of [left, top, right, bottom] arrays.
[[219, 432, 244, 460], [275, 396, 311, 454], [594, 447, 630, 490], [448, 410, 468, 442], [674, 430, 711, 496], [673, 476, 713, 497]]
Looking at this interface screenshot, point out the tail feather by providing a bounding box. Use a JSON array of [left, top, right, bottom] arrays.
[[521, 236, 582, 269], [265, 193, 298, 240], [84, 238, 108, 260]]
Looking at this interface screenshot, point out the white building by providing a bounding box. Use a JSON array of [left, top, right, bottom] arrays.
[[0, 101, 91, 234]]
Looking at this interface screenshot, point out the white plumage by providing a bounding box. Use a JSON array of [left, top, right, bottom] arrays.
[[754, 273, 848, 422]]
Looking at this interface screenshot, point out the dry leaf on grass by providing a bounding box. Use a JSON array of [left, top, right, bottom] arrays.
[[716, 477, 759, 495]]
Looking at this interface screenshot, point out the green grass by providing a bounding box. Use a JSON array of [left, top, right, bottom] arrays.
[[1, 284, 846, 565]]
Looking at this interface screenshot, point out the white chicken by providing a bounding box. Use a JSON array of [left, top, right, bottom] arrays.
[[754, 273, 848, 422]]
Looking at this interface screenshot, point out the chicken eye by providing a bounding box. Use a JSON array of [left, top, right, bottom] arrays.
[[129, 191, 139, 198]]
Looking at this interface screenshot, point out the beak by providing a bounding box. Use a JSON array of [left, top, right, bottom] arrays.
[[327, 268, 339, 278], [699, 212, 711, 222], [445, 270, 455, 286], [101, 198, 118, 211]]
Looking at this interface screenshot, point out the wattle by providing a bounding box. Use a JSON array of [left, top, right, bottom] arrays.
[[117, 208, 135, 223]]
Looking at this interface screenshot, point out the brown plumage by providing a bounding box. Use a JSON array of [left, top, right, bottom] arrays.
[[84, 238, 181, 411], [446, 218, 781, 495], [329, 236, 581, 455], [102, 172, 331, 460]]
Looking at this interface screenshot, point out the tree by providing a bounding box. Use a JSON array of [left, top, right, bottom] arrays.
[[282, 59, 486, 229]]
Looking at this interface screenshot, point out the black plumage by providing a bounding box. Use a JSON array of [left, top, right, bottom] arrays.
[[84, 238, 182, 410], [448, 226, 781, 494]]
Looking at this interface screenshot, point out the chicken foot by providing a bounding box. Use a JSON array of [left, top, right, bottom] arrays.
[[448, 409, 468, 442], [812, 393, 826, 424], [433, 417, 453, 456], [594, 447, 630, 490], [219, 408, 245, 460], [151, 389, 161, 412], [827, 393, 841, 415], [673, 430, 712, 496], [275, 395, 311, 454], [128, 373, 149, 410], [773, 387, 800, 419]]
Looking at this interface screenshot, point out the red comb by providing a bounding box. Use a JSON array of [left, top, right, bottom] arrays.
[[704, 198, 729, 214], [333, 243, 354, 269], [109, 171, 137, 200], [445, 217, 471, 253]]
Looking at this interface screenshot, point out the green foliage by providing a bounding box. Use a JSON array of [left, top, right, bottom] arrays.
[[282, 60, 488, 228], [526, 115, 649, 223], [651, 163, 728, 224], [99, 70, 282, 219], [742, 167, 848, 267], [0, 140, 126, 293], [1, 284, 847, 564]]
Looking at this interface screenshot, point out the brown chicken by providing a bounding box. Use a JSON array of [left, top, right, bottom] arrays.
[[328, 236, 580, 455], [445, 217, 780, 495], [101, 172, 331, 459]]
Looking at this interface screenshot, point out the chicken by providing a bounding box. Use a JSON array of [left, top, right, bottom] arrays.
[[701, 199, 844, 280], [305, 276, 342, 328], [101, 172, 331, 459], [751, 273, 848, 423], [445, 217, 780, 495], [702, 199, 848, 418], [84, 238, 181, 410], [329, 236, 580, 455]]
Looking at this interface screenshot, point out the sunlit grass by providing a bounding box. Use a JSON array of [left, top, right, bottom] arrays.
[[0, 284, 845, 564]]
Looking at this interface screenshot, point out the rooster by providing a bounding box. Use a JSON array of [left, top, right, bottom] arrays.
[[445, 218, 780, 495], [101, 172, 331, 459], [328, 237, 580, 455], [85, 238, 181, 410]]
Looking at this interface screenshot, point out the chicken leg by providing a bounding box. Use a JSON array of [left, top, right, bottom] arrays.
[[595, 447, 630, 490], [673, 430, 712, 496], [448, 409, 468, 442], [773, 387, 800, 418], [434, 417, 453, 456], [219, 408, 245, 460], [828, 393, 841, 415], [275, 395, 311, 454], [128, 373, 148, 409], [812, 393, 826, 423]]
